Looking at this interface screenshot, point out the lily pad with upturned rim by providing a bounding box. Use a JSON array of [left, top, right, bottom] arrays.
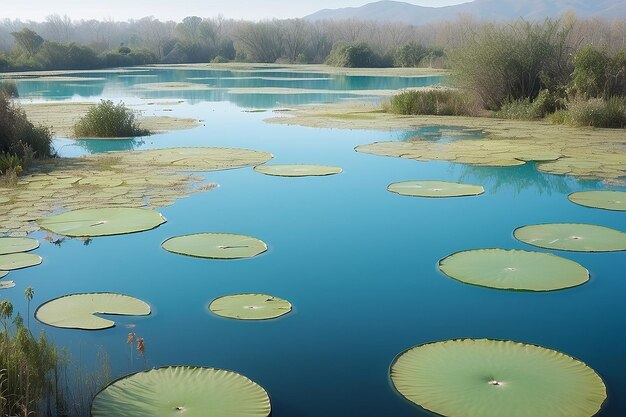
[[254, 164, 342, 177], [568, 191, 626, 211], [438, 249, 589, 291], [36, 207, 166, 237], [388, 181, 484, 198], [162, 233, 267, 259], [210, 294, 292, 320], [514, 223, 626, 252], [35, 292, 150, 330], [0, 237, 39, 255], [390, 339, 606, 417], [91, 366, 271, 417], [0, 253, 42, 271]]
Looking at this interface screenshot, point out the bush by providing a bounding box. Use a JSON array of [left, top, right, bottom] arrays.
[[0, 81, 19, 97], [211, 55, 229, 63], [386, 89, 477, 116], [0, 152, 22, 175], [0, 93, 53, 160], [73, 100, 150, 138], [326, 42, 391, 68], [496, 89, 565, 120], [571, 46, 626, 99], [550, 97, 626, 128]]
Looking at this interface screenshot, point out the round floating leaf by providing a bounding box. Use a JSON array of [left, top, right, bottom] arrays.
[[162, 233, 267, 259], [438, 249, 589, 291], [0, 237, 39, 255], [92, 366, 271, 417], [391, 339, 606, 417], [210, 294, 292, 320], [0, 253, 42, 271], [35, 293, 150, 330], [0, 196, 9, 204], [254, 164, 342, 177], [0, 271, 7, 279], [514, 223, 626, 252], [388, 181, 484, 198], [78, 177, 124, 187], [568, 191, 626, 212], [37, 207, 166, 237]]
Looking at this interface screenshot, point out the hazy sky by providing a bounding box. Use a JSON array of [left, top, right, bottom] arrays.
[[3, 1, 473, 22]]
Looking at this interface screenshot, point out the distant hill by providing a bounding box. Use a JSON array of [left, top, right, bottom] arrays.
[[305, 0, 626, 25]]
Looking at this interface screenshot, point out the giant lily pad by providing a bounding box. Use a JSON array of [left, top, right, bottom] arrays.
[[35, 293, 150, 330], [514, 223, 626, 252], [91, 366, 271, 417], [0, 237, 39, 255], [37, 207, 166, 237], [0, 253, 42, 270], [388, 181, 484, 198], [210, 294, 292, 320], [391, 339, 606, 417], [162, 233, 267, 259], [568, 191, 626, 212], [0, 271, 7, 279], [254, 164, 342, 177], [438, 249, 589, 291]]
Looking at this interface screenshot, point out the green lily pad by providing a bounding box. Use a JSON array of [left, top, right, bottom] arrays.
[[0, 253, 42, 271], [254, 164, 342, 177], [78, 177, 124, 187], [391, 339, 606, 417], [388, 181, 484, 198], [162, 233, 267, 259], [37, 207, 166, 237], [35, 293, 150, 330], [568, 191, 626, 211], [0, 271, 7, 279], [210, 294, 292, 320], [0, 237, 39, 255], [514, 223, 626, 252], [91, 366, 271, 417], [0, 196, 9, 204], [438, 249, 589, 291]]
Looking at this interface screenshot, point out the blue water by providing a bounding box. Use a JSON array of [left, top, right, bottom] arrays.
[[6, 68, 626, 416]]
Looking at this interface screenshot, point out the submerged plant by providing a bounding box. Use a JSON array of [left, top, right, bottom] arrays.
[[73, 100, 150, 138]]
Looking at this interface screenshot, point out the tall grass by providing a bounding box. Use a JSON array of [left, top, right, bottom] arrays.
[[550, 97, 626, 128], [73, 100, 150, 138], [385, 90, 477, 116]]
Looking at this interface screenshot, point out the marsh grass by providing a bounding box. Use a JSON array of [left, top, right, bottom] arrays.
[[73, 100, 150, 138], [550, 97, 626, 128], [385, 90, 478, 116]]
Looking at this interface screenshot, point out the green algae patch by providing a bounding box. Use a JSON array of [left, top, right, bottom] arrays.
[[391, 339, 606, 417], [514, 223, 626, 252], [35, 292, 150, 330], [0, 253, 42, 271], [37, 207, 166, 237], [254, 164, 342, 177], [91, 366, 271, 417], [388, 180, 484, 198], [568, 191, 626, 211], [0, 237, 39, 255], [438, 249, 589, 291], [210, 294, 292, 320], [162, 233, 267, 260]]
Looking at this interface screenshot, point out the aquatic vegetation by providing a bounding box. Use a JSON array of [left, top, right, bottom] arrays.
[[0, 92, 53, 160], [162, 233, 268, 259], [254, 164, 342, 177], [0, 237, 39, 254], [438, 249, 589, 291], [387, 180, 484, 198], [385, 89, 477, 116], [73, 100, 150, 138], [209, 294, 292, 320], [37, 207, 166, 237], [514, 223, 626, 252], [35, 292, 151, 330], [0, 252, 42, 270], [391, 339, 606, 417], [91, 366, 271, 417], [568, 191, 626, 211], [550, 97, 626, 128]]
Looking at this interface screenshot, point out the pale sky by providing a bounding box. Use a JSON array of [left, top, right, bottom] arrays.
[[3, 1, 473, 22]]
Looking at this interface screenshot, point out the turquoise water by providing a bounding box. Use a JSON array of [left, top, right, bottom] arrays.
[[7, 68, 626, 416]]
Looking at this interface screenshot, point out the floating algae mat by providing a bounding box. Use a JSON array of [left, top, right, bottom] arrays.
[[91, 366, 271, 417], [36, 293, 151, 330], [0, 237, 39, 255], [37, 207, 166, 237], [162, 233, 268, 259], [254, 164, 342, 177], [0, 253, 42, 271], [388, 181, 484, 198], [568, 191, 626, 212], [390, 339, 606, 417], [210, 294, 292, 320], [438, 249, 589, 291], [514, 223, 626, 252]]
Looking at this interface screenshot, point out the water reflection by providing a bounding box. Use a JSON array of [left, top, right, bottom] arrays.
[[75, 138, 146, 153]]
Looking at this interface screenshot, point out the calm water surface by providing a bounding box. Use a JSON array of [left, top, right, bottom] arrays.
[[7, 67, 626, 416]]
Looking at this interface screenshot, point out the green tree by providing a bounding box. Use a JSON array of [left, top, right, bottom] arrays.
[[11, 28, 45, 57]]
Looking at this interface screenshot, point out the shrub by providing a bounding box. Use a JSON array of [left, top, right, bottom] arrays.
[[386, 89, 477, 116], [496, 89, 565, 120], [326, 42, 390, 68], [0, 93, 53, 160], [550, 97, 626, 128], [0, 81, 19, 97], [73, 100, 150, 138], [571, 46, 626, 99], [211, 55, 229, 63], [0, 152, 22, 175]]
